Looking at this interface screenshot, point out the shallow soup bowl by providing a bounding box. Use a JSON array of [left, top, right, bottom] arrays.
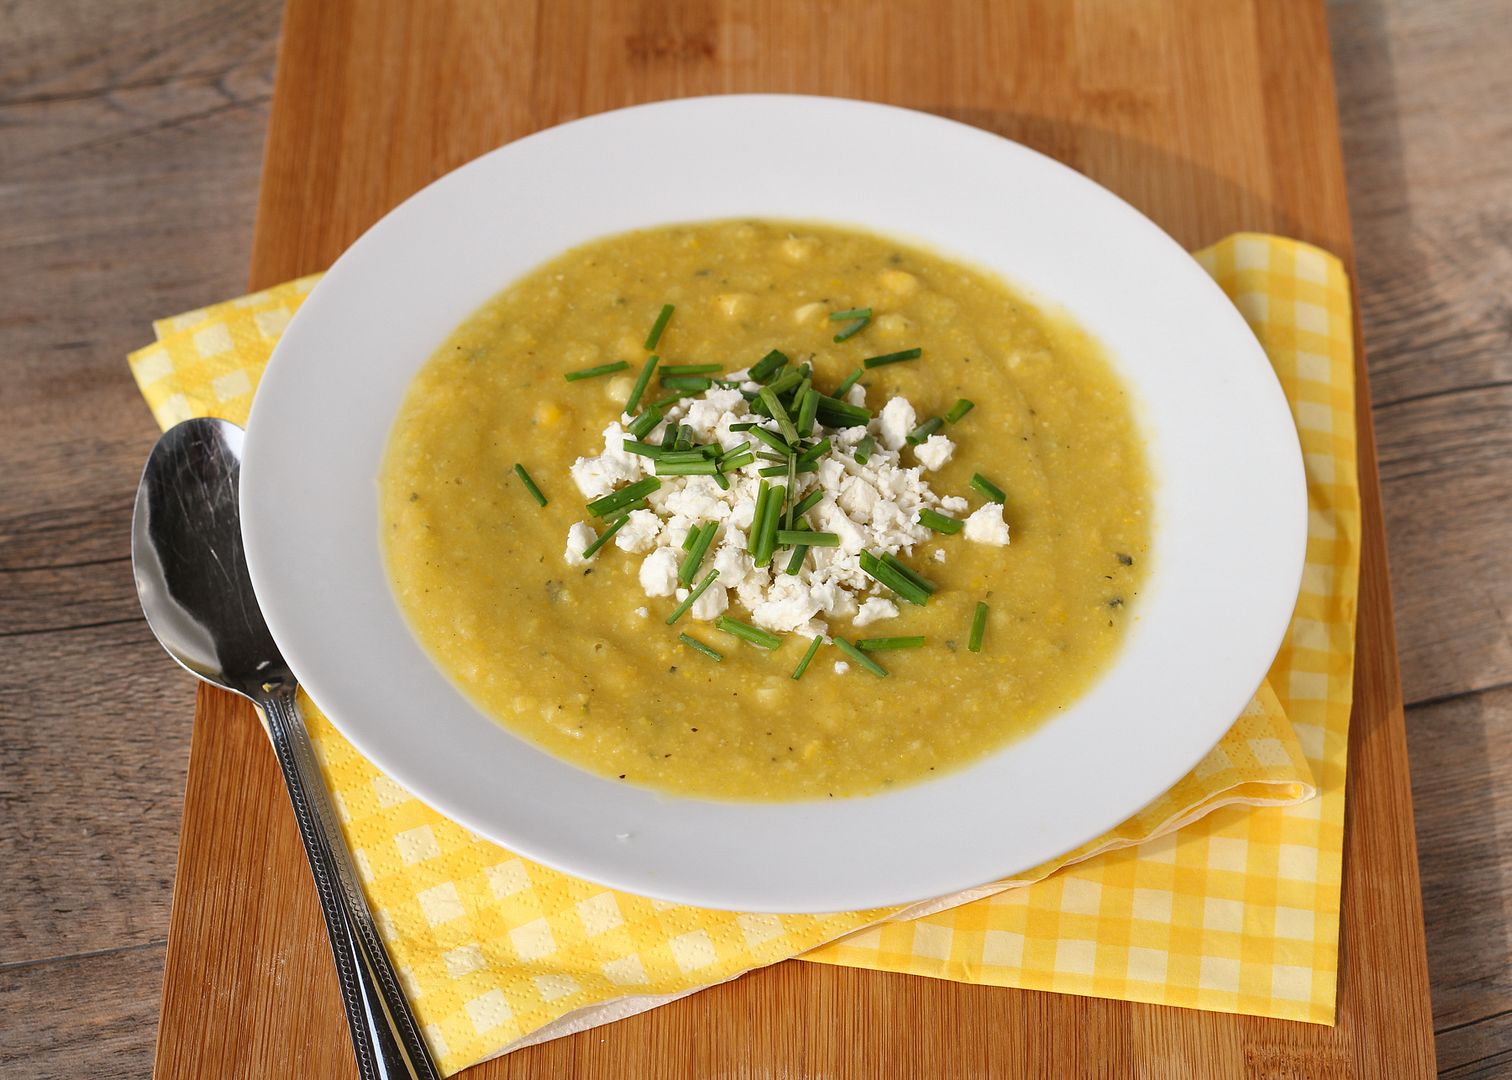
[[240, 95, 1307, 913]]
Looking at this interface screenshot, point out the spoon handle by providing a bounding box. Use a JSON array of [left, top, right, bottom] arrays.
[[260, 686, 440, 1080]]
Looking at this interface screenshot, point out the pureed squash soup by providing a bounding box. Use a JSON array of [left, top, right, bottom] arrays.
[[380, 220, 1151, 801]]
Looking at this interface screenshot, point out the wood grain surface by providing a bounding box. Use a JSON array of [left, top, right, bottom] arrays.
[[0, 0, 1507, 1077]]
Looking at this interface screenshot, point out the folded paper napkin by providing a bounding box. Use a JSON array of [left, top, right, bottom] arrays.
[[131, 234, 1357, 1074]]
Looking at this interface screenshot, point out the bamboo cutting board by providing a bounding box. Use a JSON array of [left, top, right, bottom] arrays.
[[152, 1, 1435, 1075]]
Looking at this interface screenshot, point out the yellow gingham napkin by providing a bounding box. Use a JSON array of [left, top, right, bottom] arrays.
[[131, 234, 1356, 1072]]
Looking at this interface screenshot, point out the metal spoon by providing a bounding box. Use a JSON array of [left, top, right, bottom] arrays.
[[132, 417, 438, 1080]]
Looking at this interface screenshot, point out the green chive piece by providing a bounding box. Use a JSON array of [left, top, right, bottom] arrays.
[[602, 497, 648, 520], [863, 347, 922, 369], [759, 387, 801, 444], [858, 551, 928, 606], [853, 435, 876, 464], [665, 569, 720, 625], [581, 515, 628, 559], [729, 421, 756, 432], [795, 387, 820, 438], [713, 472, 731, 491], [833, 319, 868, 343], [622, 440, 666, 460], [784, 541, 809, 575], [969, 601, 989, 653], [907, 416, 944, 445], [747, 349, 789, 382], [793, 489, 825, 517], [644, 304, 674, 350], [762, 368, 803, 399], [777, 529, 837, 547], [814, 395, 871, 428], [856, 636, 925, 651], [918, 508, 963, 534], [748, 481, 771, 555], [586, 477, 660, 517], [833, 636, 888, 677], [675, 425, 695, 451], [660, 363, 721, 375], [625, 354, 660, 414], [756, 484, 785, 566], [971, 473, 1007, 504], [829, 307, 872, 322], [679, 522, 718, 585], [720, 451, 756, 471], [563, 360, 630, 382], [716, 440, 750, 459], [880, 552, 937, 595], [679, 632, 723, 662], [715, 615, 782, 650], [656, 459, 720, 476], [791, 635, 825, 680], [681, 528, 699, 551], [659, 423, 679, 449], [627, 406, 663, 440], [659, 375, 713, 394], [648, 392, 686, 412], [747, 425, 793, 455], [831, 308, 873, 343], [835, 367, 865, 396], [513, 464, 547, 507], [797, 436, 832, 465], [946, 398, 976, 423], [758, 462, 816, 477]]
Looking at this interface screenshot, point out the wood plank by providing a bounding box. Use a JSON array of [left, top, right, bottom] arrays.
[[143, 0, 1435, 1076]]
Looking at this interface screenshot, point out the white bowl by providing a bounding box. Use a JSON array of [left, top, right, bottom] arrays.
[[241, 95, 1305, 913]]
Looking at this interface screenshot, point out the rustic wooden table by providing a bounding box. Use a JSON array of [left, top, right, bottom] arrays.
[[0, 1, 1507, 1077]]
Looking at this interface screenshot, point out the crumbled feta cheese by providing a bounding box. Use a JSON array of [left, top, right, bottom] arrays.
[[963, 503, 1011, 546], [614, 509, 662, 553], [876, 397, 916, 451], [833, 661, 850, 675], [564, 522, 596, 566], [638, 547, 680, 596], [634, 606, 649, 618], [933, 548, 946, 563], [940, 494, 969, 514], [853, 597, 899, 626], [914, 434, 954, 471], [845, 382, 867, 407], [569, 421, 645, 498], [691, 584, 729, 621]]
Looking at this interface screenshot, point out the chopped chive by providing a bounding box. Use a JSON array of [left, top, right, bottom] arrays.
[[660, 363, 721, 375], [715, 615, 782, 650], [969, 601, 989, 653], [833, 636, 888, 677], [622, 439, 666, 459], [627, 406, 662, 440], [665, 569, 720, 625], [763, 368, 803, 399], [729, 421, 756, 432], [758, 462, 815, 477], [856, 636, 925, 651], [784, 539, 809, 575], [675, 424, 695, 450], [717, 440, 751, 460], [907, 416, 944, 445], [814, 395, 871, 428], [784, 456, 797, 529], [832, 319, 868, 343], [649, 393, 687, 412], [756, 485, 785, 566], [971, 473, 1007, 504], [918, 508, 963, 534], [656, 459, 720, 476], [858, 551, 928, 606], [747, 425, 793, 455], [795, 387, 820, 438], [659, 423, 679, 449], [660, 375, 713, 393], [747, 349, 789, 382], [946, 398, 975, 423], [829, 307, 872, 321], [644, 304, 674, 350], [797, 437, 832, 465], [720, 450, 756, 471], [679, 522, 718, 584], [748, 481, 771, 556], [791, 635, 825, 680], [513, 464, 547, 507], [831, 308, 873, 343], [602, 497, 648, 520], [853, 435, 876, 464], [880, 552, 937, 595], [758, 387, 801, 443], [625, 354, 660, 414], [679, 632, 723, 662], [792, 489, 825, 517], [835, 367, 865, 396], [863, 347, 922, 369], [581, 515, 629, 559], [656, 448, 716, 464], [777, 529, 837, 547], [564, 360, 630, 382], [586, 477, 660, 517], [713, 472, 731, 491], [681, 528, 700, 551], [757, 451, 788, 463]]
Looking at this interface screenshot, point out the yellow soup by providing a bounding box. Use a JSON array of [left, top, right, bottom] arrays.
[[380, 220, 1151, 800]]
